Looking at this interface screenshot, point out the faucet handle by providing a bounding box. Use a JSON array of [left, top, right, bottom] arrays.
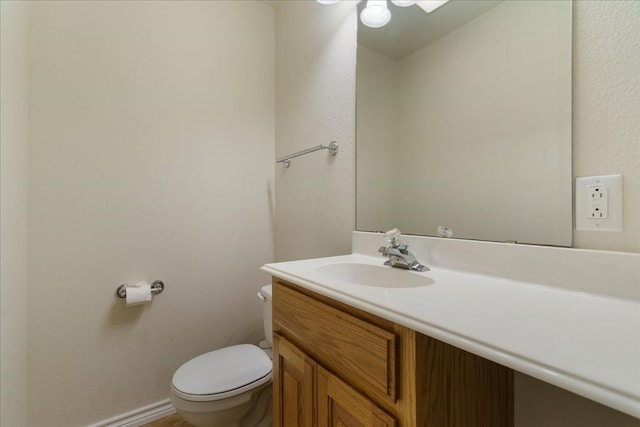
[[384, 228, 402, 247]]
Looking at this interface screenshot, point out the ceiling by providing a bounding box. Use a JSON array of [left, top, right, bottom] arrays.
[[357, 0, 502, 60]]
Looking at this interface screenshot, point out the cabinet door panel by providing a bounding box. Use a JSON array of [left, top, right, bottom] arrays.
[[317, 365, 396, 427], [274, 333, 315, 427]]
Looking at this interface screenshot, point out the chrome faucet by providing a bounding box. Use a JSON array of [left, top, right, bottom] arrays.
[[378, 229, 429, 272]]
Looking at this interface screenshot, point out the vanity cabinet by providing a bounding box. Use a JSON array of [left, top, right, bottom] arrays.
[[272, 278, 514, 427]]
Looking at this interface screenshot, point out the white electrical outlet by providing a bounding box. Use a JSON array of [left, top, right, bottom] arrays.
[[576, 175, 623, 231], [587, 184, 608, 219]]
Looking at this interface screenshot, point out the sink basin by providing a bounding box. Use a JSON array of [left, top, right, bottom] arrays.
[[317, 262, 435, 288]]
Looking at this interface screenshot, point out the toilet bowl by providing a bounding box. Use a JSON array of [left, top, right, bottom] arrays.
[[170, 285, 273, 427]]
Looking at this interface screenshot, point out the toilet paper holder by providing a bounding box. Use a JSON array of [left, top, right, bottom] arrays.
[[116, 280, 165, 298]]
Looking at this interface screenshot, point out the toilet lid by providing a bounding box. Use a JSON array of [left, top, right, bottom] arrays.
[[172, 344, 272, 401]]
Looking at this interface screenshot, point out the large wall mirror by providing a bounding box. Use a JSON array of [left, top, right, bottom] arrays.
[[356, 0, 573, 246]]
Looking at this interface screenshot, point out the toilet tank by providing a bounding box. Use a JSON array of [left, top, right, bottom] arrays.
[[258, 285, 273, 347]]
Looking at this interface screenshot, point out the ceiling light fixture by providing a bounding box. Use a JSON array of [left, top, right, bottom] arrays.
[[316, 0, 449, 29], [391, 0, 417, 7], [360, 0, 392, 28], [416, 0, 449, 13]]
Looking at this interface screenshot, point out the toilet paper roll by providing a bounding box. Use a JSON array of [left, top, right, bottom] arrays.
[[126, 281, 152, 306]]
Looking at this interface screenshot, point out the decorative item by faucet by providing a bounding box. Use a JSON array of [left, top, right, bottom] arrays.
[[384, 228, 403, 247], [378, 229, 429, 272], [437, 226, 453, 238]]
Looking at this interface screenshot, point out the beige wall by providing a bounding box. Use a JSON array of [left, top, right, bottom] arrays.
[[276, 0, 639, 426], [27, 1, 274, 425], [573, 0, 640, 252], [0, 1, 30, 425], [274, 0, 356, 262], [514, 373, 640, 427]]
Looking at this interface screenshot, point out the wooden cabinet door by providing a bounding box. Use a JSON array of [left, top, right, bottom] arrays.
[[317, 365, 397, 427], [273, 333, 316, 427]]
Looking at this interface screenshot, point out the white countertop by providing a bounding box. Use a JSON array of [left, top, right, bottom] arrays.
[[261, 253, 640, 419]]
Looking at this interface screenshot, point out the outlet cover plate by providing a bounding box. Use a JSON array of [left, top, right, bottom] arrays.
[[576, 175, 623, 231]]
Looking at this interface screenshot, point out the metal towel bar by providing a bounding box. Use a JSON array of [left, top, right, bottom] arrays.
[[276, 141, 338, 167]]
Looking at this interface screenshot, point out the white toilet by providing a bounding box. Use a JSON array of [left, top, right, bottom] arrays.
[[170, 285, 274, 427]]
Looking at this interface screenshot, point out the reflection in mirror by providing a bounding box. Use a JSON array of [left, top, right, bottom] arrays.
[[356, 0, 573, 246]]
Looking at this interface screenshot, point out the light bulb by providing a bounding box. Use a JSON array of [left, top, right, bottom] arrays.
[[317, 0, 340, 4], [391, 0, 416, 6], [360, 0, 391, 28]]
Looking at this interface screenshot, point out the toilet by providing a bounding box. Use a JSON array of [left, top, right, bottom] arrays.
[[170, 285, 274, 427]]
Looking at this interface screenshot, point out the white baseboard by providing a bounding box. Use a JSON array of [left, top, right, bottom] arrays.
[[88, 399, 176, 427]]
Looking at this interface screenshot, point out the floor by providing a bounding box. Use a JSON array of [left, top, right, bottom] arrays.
[[142, 413, 194, 427]]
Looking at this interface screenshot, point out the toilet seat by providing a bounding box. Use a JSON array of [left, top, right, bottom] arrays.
[[172, 344, 273, 402]]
